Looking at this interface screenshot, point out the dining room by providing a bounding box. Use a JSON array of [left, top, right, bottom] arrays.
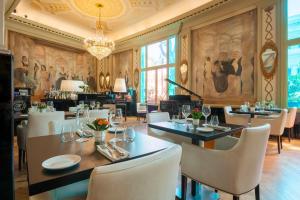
[[1, 0, 300, 200]]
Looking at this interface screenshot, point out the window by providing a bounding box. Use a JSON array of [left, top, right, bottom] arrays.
[[287, 0, 300, 107], [140, 36, 176, 103]]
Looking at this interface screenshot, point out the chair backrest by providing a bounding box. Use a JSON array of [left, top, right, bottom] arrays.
[[147, 112, 170, 123], [285, 107, 297, 128], [88, 109, 110, 120], [86, 145, 182, 200], [251, 109, 287, 136], [49, 118, 86, 134], [27, 111, 64, 137], [230, 124, 270, 194], [224, 106, 250, 126]]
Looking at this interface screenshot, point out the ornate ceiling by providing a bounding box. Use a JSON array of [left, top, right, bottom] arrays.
[[14, 0, 213, 40]]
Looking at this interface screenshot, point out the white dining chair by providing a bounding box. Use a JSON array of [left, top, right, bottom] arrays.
[[136, 102, 147, 121], [251, 109, 287, 154], [224, 106, 251, 127], [86, 145, 182, 200], [147, 112, 191, 144], [27, 111, 64, 138], [181, 124, 270, 200], [285, 107, 297, 142], [88, 109, 110, 120], [49, 118, 87, 134]]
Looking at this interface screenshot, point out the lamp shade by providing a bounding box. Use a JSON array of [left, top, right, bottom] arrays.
[[113, 78, 127, 93], [60, 80, 85, 92]]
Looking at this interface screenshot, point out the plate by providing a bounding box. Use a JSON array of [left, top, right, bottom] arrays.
[[108, 127, 126, 133], [196, 127, 214, 132], [42, 154, 81, 170]]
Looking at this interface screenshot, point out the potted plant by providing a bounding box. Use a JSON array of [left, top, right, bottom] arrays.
[[191, 108, 202, 126], [37, 103, 47, 113], [87, 118, 109, 145]]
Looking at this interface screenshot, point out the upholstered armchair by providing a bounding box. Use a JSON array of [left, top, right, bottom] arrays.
[[251, 109, 287, 154], [86, 145, 182, 200], [147, 112, 191, 144], [181, 124, 270, 200], [285, 107, 297, 142], [224, 106, 251, 127], [136, 102, 147, 121]]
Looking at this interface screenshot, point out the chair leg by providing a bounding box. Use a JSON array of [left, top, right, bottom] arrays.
[[233, 195, 239, 200], [277, 136, 281, 154], [288, 129, 291, 142], [214, 189, 218, 193], [255, 185, 260, 200], [191, 180, 197, 196], [18, 149, 22, 170], [22, 150, 26, 164], [280, 136, 283, 149], [181, 175, 187, 200]]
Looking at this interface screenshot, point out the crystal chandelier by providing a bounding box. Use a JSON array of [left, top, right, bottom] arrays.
[[84, 4, 115, 60]]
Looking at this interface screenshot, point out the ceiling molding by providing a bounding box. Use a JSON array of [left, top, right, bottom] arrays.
[[6, 14, 85, 50], [115, 0, 232, 46], [5, 0, 20, 17]]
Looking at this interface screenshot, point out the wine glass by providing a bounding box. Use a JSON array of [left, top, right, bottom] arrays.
[[90, 101, 96, 110], [110, 108, 123, 144], [210, 115, 219, 127], [47, 101, 54, 112], [202, 105, 211, 126], [125, 126, 136, 142], [182, 105, 191, 127]]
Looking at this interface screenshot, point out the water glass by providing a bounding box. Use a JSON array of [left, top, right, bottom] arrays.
[[47, 101, 54, 112], [90, 101, 96, 110], [202, 105, 211, 125], [96, 101, 101, 109], [210, 115, 219, 127], [60, 125, 75, 143], [182, 105, 191, 126], [125, 126, 136, 142]]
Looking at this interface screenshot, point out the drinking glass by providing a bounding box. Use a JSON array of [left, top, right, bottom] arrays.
[[60, 124, 75, 143], [96, 102, 101, 109], [90, 101, 96, 110], [31, 101, 38, 112], [110, 108, 123, 144], [125, 126, 136, 142], [202, 105, 211, 125], [79, 101, 84, 110], [255, 102, 261, 111], [210, 115, 219, 127], [47, 101, 54, 112], [182, 105, 191, 126]]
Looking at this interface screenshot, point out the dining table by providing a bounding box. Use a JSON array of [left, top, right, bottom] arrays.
[[230, 109, 281, 118], [26, 132, 174, 196], [148, 120, 244, 196]]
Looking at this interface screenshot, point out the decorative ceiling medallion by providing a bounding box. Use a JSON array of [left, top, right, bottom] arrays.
[[31, 0, 70, 14], [70, 0, 125, 19], [129, 0, 154, 7]]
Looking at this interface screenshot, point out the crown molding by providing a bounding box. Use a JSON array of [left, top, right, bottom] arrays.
[[6, 15, 85, 50], [114, 0, 233, 48]]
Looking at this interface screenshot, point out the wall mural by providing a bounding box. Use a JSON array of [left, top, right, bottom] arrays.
[[114, 50, 133, 88], [9, 31, 97, 100], [191, 10, 257, 103]]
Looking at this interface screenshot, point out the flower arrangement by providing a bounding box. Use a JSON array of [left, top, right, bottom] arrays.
[[87, 118, 109, 131], [191, 108, 202, 119], [37, 103, 47, 112]]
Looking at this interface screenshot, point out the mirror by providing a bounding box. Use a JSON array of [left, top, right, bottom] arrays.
[[105, 72, 110, 89], [134, 68, 139, 88], [99, 72, 105, 89], [180, 60, 188, 84], [260, 41, 278, 79], [125, 70, 129, 87]]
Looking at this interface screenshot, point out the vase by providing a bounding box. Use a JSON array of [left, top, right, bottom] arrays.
[[94, 130, 106, 145], [192, 119, 199, 126]]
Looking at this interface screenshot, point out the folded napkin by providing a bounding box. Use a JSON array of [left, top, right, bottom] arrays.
[[97, 144, 129, 161], [206, 124, 231, 131]]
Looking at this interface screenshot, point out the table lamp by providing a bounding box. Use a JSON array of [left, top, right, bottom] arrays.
[[113, 78, 127, 100]]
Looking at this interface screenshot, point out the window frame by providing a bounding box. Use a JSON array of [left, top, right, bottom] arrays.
[[281, 0, 300, 108], [140, 36, 176, 103]]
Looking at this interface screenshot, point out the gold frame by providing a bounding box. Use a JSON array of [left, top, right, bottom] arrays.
[[99, 72, 105, 89], [259, 40, 278, 79], [105, 72, 110, 89], [180, 60, 188, 84], [133, 68, 139, 88]]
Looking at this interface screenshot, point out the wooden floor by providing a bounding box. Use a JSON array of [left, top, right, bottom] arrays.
[[14, 118, 300, 200]]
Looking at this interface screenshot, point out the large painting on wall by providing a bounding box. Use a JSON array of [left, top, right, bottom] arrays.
[[9, 31, 97, 100], [191, 10, 257, 103]]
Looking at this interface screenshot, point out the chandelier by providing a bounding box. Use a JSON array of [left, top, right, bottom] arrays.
[[84, 4, 115, 60]]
